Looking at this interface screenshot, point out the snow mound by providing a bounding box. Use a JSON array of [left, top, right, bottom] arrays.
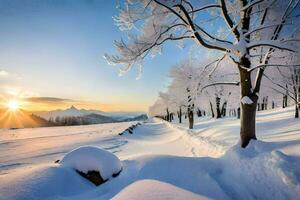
[[220, 140, 300, 199], [60, 146, 122, 180], [112, 179, 207, 200], [241, 96, 253, 104]]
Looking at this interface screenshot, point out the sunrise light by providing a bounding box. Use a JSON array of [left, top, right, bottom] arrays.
[[7, 100, 20, 111]]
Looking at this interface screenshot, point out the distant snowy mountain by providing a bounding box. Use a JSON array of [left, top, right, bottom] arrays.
[[34, 106, 108, 120], [34, 106, 147, 125]]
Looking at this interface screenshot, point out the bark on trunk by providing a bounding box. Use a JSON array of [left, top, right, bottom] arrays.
[[239, 68, 257, 148]]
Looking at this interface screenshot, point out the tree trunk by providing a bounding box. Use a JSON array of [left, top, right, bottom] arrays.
[[216, 97, 222, 119], [170, 113, 173, 121], [293, 87, 299, 118], [209, 101, 215, 118], [239, 68, 258, 148], [188, 110, 194, 129], [295, 104, 299, 118], [178, 107, 182, 123], [197, 108, 202, 117], [221, 101, 227, 117], [166, 108, 170, 122], [265, 96, 268, 110]]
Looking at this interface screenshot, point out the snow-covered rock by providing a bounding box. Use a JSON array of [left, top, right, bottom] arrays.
[[112, 179, 207, 200], [60, 146, 122, 182]]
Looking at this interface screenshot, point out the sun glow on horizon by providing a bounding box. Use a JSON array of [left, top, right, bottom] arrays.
[[7, 100, 20, 111]]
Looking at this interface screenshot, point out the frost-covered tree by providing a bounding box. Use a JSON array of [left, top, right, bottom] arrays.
[[199, 60, 240, 118], [264, 61, 300, 118], [158, 91, 176, 121], [106, 0, 300, 148], [148, 97, 168, 119], [164, 83, 187, 123], [168, 59, 203, 128]]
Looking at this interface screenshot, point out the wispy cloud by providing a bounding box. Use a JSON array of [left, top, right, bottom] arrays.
[[0, 70, 8, 76], [25, 97, 74, 104]]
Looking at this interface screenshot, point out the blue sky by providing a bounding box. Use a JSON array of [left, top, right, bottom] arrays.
[[0, 0, 192, 112]]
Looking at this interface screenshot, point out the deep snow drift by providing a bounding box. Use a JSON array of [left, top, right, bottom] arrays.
[[0, 107, 300, 199]]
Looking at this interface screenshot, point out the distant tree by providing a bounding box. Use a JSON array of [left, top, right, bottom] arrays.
[[55, 116, 61, 124]]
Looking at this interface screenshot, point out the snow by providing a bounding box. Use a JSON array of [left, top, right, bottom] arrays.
[[0, 165, 94, 200], [1, 107, 300, 199], [241, 96, 253, 104], [112, 179, 207, 200], [60, 146, 122, 180]]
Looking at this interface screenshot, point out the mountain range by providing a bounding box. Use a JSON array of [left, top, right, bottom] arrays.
[[34, 105, 108, 120], [33, 106, 147, 125], [0, 106, 147, 129], [34, 106, 146, 121]]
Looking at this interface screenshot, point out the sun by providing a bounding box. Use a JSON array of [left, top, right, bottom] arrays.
[[7, 100, 20, 111]]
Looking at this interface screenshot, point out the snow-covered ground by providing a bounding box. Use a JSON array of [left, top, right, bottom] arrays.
[[0, 107, 299, 200]]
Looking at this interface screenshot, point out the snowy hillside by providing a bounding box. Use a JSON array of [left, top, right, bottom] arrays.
[[0, 107, 300, 200]]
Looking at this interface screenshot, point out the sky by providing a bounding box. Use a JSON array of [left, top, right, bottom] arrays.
[[0, 0, 193, 112]]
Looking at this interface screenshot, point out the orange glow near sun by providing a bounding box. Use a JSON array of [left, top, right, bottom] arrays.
[[7, 100, 21, 111]]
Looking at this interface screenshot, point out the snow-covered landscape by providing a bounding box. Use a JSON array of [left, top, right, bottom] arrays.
[[1, 106, 299, 200], [1, 0, 300, 199]]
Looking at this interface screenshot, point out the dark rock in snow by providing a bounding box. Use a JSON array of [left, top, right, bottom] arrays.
[[77, 170, 106, 186], [77, 168, 122, 186]]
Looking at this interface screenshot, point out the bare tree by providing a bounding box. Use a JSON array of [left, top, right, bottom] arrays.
[[106, 0, 300, 148]]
